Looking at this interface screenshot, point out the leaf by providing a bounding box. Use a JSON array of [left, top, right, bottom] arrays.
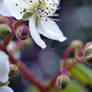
[[25, 80, 89, 92], [23, 12, 33, 20], [67, 59, 92, 86], [0, 81, 8, 87], [61, 80, 89, 92]]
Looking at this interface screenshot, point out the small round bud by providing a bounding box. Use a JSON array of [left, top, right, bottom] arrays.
[[56, 74, 70, 89], [0, 24, 11, 40], [83, 42, 92, 64], [71, 40, 83, 49], [9, 64, 19, 77], [15, 25, 29, 40]]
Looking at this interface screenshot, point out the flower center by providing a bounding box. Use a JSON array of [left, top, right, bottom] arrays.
[[16, 0, 58, 21], [34, 0, 58, 18], [24, 0, 58, 18]]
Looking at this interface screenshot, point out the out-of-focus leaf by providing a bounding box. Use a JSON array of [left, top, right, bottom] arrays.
[[61, 81, 89, 92], [67, 59, 92, 86], [24, 87, 40, 92], [25, 81, 89, 92]]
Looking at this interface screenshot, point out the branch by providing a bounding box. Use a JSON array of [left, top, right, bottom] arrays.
[[0, 44, 47, 92], [3, 34, 13, 49]]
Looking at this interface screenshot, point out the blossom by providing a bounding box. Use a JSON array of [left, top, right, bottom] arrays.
[[0, 51, 14, 92], [0, 0, 67, 49]]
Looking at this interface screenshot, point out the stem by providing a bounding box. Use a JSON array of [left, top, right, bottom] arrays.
[[3, 34, 13, 49], [0, 43, 47, 92], [62, 45, 73, 69], [46, 59, 77, 90]]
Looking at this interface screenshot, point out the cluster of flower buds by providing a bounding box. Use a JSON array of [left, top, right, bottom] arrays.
[[83, 42, 92, 64], [56, 74, 70, 89], [0, 16, 30, 41]]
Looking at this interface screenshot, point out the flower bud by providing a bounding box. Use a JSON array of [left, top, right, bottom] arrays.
[[15, 25, 29, 40], [0, 24, 11, 40], [9, 64, 19, 77], [56, 74, 70, 89], [71, 40, 83, 49], [83, 42, 92, 64]]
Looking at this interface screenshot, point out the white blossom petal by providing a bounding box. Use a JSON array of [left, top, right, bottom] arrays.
[[0, 86, 14, 92], [45, 0, 60, 6], [29, 16, 46, 49], [4, 0, 30, 19], [53, 0, 60, 5], [0, 51, 10, 83], [0, 1, 11, 16], [39, 19, 67, 42]]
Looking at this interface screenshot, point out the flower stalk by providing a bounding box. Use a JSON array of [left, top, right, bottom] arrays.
[[0, 31, 88, 92]]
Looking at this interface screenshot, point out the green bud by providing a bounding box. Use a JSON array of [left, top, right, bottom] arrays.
[[56, 74, 70, 89], [71, 40, 83, 49], [9, 64, 19, 77], [0, 24, 11, 40], [84, 43, 92, 64], [15, 25, 29, 40]]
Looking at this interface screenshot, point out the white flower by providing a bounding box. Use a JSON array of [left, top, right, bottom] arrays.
[[0, 0, 11, 16], [0, 51, 14, 92], [0, 0, 67, 49]]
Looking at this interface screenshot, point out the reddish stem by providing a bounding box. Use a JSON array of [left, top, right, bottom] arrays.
[[46, 59, 77, 90], [3, 34, 13, 49], [0, 44, 47, 92], [62, 45, 73, 69]]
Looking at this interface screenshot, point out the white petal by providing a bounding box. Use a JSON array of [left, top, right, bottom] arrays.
[[45, 0, 60, 6], [0, 51, 10, 83], [38, 19, 67, 42], [53, 0, 60, 5], [0, 86, 14, 92], [44, 0, 60, 15], [4, 0, 30, 19], [0, 1, 11, 16], [29, 16, 46, 49]]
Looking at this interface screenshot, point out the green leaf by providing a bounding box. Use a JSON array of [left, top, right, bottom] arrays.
[[67, 59, 92, 86], [25, 81, 89, 92], [23, 12, 33, 20], [61, 81, 89, 92], [0, 81, 8, 87]]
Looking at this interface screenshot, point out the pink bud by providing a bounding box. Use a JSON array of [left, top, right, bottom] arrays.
[[15, 24, 29, 40]]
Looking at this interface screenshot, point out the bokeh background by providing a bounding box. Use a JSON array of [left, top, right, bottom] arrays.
[[9, 0, 92, 92]]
